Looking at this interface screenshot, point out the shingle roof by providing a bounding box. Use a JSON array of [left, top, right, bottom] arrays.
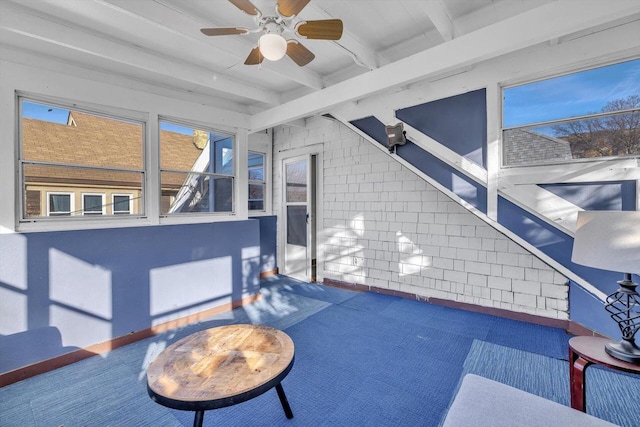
[[23, 111, 203, 188]]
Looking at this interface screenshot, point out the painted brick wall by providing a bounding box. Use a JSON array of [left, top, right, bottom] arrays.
[[273, 118, 569, 320]]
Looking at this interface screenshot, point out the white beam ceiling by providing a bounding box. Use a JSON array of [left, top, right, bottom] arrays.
[[250, 0, 640, 131], [422, 0, 455, 42]]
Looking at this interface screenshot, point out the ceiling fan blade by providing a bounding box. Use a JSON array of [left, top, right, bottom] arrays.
[[295, 19, 343, 40], [244, 46, 264, 65], [228, 0, 261, 16], [200, 27, 250, 36], [277, 0, 310, 18], [286, 40, 315, 66]]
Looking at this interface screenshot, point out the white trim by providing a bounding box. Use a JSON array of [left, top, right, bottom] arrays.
[[498, 158, 640, 185], [277, 144, 324, 283], [248, 150, 267, 214], [46, 191, 74, 217]]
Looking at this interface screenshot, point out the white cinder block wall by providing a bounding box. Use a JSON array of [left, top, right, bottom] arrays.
[[273, 117, 569, 320]]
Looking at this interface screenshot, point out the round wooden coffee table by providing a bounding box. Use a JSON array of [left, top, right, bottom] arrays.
[[147, 324, 295, 427]]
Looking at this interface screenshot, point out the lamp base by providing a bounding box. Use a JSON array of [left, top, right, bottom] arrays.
[[605, 340, 640, 364]]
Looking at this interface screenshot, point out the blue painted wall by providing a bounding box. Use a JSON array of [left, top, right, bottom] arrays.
[[251, 215, 278, 273], [539, 181, 636, 211], [496, 196, 636, 337], [396, 89, 487, 168], [0, 220, 261, 374], [351, 116, 389, 148], [352, 103, 634, 338], [350, 116, 488, 213]]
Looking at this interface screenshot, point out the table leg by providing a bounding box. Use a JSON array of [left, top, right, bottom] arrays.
[[276, 383, 294, 419], [569, 349, 591, 412], [193, 410, 205, 427]]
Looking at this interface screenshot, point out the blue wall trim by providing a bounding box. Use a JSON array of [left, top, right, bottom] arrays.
[[396, 88, 487, 168], [497, 196, 634, 336], [350, 116, 389, 147], [398, 142, 487, 213], [350, 116, 488, 213], [0, 220, 260, 374], [539, 181, 636, 211]]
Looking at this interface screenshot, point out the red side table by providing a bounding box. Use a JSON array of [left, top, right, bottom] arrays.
[[569, 336, 640, 412]]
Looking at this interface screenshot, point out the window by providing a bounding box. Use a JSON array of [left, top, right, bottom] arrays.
[[159, 120, 235, 214], [112, 194, 132, 215], [82, 193, 105, 215], [248, 151, 265, 211], [47, 192, 73, 216], [19, 98, 145, 222], [502, 59, 640, 167]]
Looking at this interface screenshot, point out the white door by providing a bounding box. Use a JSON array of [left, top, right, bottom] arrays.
[[283, 154, 316, 282]]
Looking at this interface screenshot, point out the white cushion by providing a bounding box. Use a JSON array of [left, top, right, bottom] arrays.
[[442, 374, 616, 427]]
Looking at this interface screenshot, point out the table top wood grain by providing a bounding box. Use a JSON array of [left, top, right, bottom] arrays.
[[147, 324, 295, 409]]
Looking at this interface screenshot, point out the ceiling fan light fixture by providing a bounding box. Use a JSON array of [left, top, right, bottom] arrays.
[[259, 33, 287, 61]]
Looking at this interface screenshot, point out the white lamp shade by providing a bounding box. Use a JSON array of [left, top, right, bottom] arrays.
[[259, 33, 287, 61], [572, 211, 640, 274]]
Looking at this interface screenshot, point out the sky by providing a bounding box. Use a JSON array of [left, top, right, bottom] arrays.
[[503, 58, 640, 128]]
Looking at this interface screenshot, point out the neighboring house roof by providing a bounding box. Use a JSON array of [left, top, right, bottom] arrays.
[[23, 111, 203, 188], [503, 128, 572, 166]]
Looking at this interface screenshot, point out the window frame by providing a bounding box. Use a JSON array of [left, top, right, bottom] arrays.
[[158, 117, 236, 217], [15, 93, 243, 232], [18, 94, 147, 229], [112, 193, 133, 215], [46, 192, 74, 217], [500, 58, 640, 169], [248, 150, 266, 212], [82, 193, 106, 216]]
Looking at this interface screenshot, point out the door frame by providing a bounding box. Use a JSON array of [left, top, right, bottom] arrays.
[[278, 145, 323, 283]]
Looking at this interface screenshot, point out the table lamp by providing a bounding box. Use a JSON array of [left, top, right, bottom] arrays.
[[571, 211, 640, 364]]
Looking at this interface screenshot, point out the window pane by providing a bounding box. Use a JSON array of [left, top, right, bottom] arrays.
[[22, 101, 143, 169], [215, 139, 234, 175], [49, 194, 71, 215], [24, 164, 142, 218], [503, 110, 640, 166], [113, 195, 131, 214], [248, 183, 264, 211], [502, 59, 640, 166], [504, 59, 640, 128], [249, 167, 264, 181], [286, 160, 307, 203], [248, 152, 264, 180], [159, 121, 235, 215], [161, 171, 233, 214], [83, 195, 103, 215], [20, 99, 145, 221]]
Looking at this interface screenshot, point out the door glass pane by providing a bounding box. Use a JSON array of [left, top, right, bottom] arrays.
[[286, 160, 307, 203], [287, 206, 307, 247]]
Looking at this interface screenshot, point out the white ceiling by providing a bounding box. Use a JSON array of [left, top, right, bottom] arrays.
[[1, 0, 639, 130]]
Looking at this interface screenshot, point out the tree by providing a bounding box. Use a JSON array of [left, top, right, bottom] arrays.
[[553, 95, 640, 159]]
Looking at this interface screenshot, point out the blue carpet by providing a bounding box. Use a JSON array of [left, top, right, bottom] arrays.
[[2, 279, 638, 426], [460, 339, 640, 427]]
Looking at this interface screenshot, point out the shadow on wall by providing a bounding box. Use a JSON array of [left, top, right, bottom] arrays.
[[0, 220, 262, 375]]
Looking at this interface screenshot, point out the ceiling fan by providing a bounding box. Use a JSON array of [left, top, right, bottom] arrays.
[[200, 0, 343, 67]]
